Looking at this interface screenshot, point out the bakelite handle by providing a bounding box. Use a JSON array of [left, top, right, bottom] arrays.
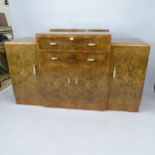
[[113, 67, 116, 80], [32, 64, 36, 76], [87, 43, 96, 47], [49, 42, 58, 46], [50, 57, 59, 61], [87, 58, 96, 62]]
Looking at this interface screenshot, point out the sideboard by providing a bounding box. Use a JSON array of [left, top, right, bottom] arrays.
[[5, 30, 150, 112]]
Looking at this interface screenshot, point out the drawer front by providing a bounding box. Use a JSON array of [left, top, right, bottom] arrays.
[[37, 34, 111, 53], [39, 52, 109, 67]]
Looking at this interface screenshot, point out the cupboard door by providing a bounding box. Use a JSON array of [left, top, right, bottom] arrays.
[[39, 52, 73, 107], [5, 44, 42, 104], [39, 52, 109, 110], [68, 53, 109, 110], [5, 45, 25, 101], [108, 46, 150, 112], [71, 65, 108, 110]]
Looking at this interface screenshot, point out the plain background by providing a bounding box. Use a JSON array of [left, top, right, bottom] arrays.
[[0, 0, 10, 24], [9, 0, 155, 91], [0, 87, 155, 155], [1, 1, 155, 155]]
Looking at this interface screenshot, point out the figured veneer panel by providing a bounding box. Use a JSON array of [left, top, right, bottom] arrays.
[[4, 31, 150, 112], [5, 44, 42, 104], [38, 52, 109, 110], [107, 45, 150, 112]]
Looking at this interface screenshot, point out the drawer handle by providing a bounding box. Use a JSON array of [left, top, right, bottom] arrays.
[[87, 43, 96, 46], [49, 42, 58, 46], [87, 58, 96, 62], [50, 57, 59, 61]]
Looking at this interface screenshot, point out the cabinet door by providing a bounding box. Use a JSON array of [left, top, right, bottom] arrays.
[[39, 52, 109, 110], [69, 53, 109, 110], [71, 66, 108, 110], [5, 44, 42, 104], [108, 46, 150, 112], [39, 52, 74, 108]]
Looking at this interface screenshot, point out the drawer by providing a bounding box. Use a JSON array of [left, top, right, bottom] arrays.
[[36, 34, 111, 52], [39, 52, 109, 68]]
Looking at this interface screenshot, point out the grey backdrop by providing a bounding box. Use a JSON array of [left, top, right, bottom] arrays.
[[9, 0, 155, 92]]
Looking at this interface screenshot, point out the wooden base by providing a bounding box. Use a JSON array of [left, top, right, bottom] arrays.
[[16, 97, 139, 112]]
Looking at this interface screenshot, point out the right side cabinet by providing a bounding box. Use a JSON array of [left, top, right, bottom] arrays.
[[108, 45, 150, 112]]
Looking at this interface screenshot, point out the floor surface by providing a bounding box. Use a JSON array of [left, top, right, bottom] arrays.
[[0, 86, 155, 155]]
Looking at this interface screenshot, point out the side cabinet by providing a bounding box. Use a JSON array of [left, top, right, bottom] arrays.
[[107, 45, 150, 112], [5, 43, 42, 104]]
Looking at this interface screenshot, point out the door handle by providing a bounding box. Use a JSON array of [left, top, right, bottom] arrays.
[[113, 67, 116, 80], [67, 78, 71, 85], [32, 64, 36, 76], [75, 78, 79, 85]]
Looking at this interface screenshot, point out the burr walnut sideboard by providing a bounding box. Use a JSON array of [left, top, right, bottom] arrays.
[[5, 31, 150, 112]]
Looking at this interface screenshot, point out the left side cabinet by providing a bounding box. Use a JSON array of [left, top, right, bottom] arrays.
[[5, 42, 42, 105]]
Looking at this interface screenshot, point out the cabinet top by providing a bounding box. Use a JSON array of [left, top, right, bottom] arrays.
[[5, 34, 150, 47]]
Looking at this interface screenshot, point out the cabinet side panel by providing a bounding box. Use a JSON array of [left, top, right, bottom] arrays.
[[5, 44, 42, 105], [107, 45, 150, 112]]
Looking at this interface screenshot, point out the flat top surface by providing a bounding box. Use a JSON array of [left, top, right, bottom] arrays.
[[0, 86, 155, 155], [5, 35, 150, 46], [112, 34, 149, 45], [5, 38, 36, 45]]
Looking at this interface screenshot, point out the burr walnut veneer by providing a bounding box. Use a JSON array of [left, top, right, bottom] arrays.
[[5, 31, 150, 112]]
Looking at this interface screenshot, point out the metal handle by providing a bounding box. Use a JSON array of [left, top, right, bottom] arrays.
[[49, 42, 58, 46], [50, 57, 59, 61], [67, 78, 79, 85], [75, 78, 79, 85], [87, 58, 96, 62], [69, 37, 75, 41], [32, 64, 36, 76], [113, 67, 116, 80], [67, 78, 71, 85], [88, 43, 96, 47]]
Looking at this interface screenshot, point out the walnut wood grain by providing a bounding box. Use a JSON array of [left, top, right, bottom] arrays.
[[107, 45, 150, 112], [5, 44, 43, 104], [36, 33, 111, 110], [4, 31, 150, 112], [38, 52, 109, 110]]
